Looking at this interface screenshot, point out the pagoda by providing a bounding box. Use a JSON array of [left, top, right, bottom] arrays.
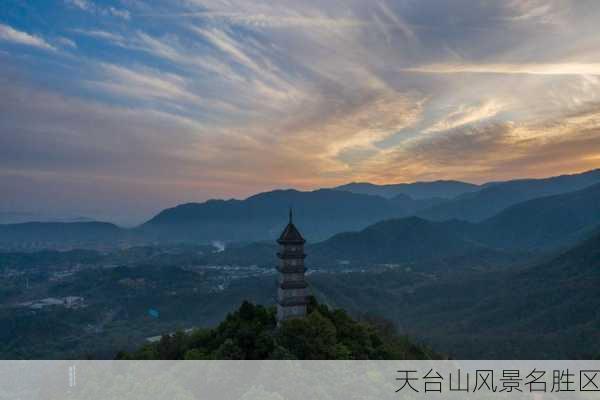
[[276, 209, 308, 324]]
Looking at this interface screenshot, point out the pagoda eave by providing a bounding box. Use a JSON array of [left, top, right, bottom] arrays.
[[277, 252, 307, 259], [276, 265, 307, 273], [277, 297, 309, 307], [279, 281, 308, 290]]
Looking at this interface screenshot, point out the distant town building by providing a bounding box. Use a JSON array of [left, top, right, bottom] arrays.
[[64, 296, 85, 309], [18, 296, 85, 310], [276, 209, 309, 324]]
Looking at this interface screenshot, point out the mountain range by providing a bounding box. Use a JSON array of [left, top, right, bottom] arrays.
[[140, 168, 600, 245], [1, 169, 599, 253], [140, 189, 410, 243], [197, 181, 600, 268], [416, 168, 600, 222]]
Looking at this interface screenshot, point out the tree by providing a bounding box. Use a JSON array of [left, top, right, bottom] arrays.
[[121, 299, 440, 360], [214, 339, 244, 359]]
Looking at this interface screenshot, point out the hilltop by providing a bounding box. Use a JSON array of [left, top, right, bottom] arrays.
[[118, 298, 440, 360]]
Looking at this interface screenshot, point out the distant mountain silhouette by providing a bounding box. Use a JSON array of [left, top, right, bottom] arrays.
[[0, 222, 125, 248], [417, 169, 600, 222], [335, 180, 479, 199], [139, 169, 600, 246], [2, 168, 600, 250], [309, 183, 600, 264], [205, 183, 600, 267], [0, 211, 96, 224], [140, 189, 437, 243]]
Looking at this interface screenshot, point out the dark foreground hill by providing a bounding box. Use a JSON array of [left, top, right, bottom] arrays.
[[478, 182, 600, 250], [434, 229, 600, 358], [308, 217, 506, 267], [310, 230, 600, 358], [119, 298, 440, 360]]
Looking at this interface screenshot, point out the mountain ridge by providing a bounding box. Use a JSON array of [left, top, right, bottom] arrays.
[[334, 180, 480, 199], [202, 183, 600, 268], [2, 168, 600, 250], [417, 168, 600, 222], [140, 189, 422, 243]]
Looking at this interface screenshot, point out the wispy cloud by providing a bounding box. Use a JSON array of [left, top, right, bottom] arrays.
[[189, 26, 265, 75], [0, 24, 56, 51], [57, 37, 77, 49], [352, 105, 600, 184], [108, 6, 131, 20], [424, 100, 506, 133], [505, 0, 565, 25], [85, 63, 219, 113], [404, 63, 600, 76], [71, 29, 127, 46], [140, 11, 366, 30], [65, 0, 93, 11], [65, 0, 131, 20]]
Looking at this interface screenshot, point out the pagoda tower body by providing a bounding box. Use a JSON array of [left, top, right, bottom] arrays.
[[276, 210, 308, 324]]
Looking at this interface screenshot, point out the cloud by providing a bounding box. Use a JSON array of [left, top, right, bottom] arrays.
[[186, 25, 300, 102], [140, 11, 366, 30], [404, 63, 600, 76], [424, 100, 506, 133], [85, 63, 227, 112], [65, 0, 131, 20], [353, 105, 600, 184], [57, 37, 77, 49], [0, 24, 56, 51], [65, 0, 93, 11], [504, 0, 565, 25], [285, 91, 424, 172], [109, 7, 131, 20], [71, 29, 127, 45], [189, 26, 265, 75]]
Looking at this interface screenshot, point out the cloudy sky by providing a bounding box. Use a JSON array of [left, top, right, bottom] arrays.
[[2, 0, 600, 224]]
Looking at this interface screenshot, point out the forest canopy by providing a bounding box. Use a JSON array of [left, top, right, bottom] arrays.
[[118, 298, 440, 360]]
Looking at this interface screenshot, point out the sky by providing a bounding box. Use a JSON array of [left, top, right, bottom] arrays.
[[1, 0, 600, 225]]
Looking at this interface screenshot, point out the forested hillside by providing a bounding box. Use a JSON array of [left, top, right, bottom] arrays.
[[119, 298, 440, 360]]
